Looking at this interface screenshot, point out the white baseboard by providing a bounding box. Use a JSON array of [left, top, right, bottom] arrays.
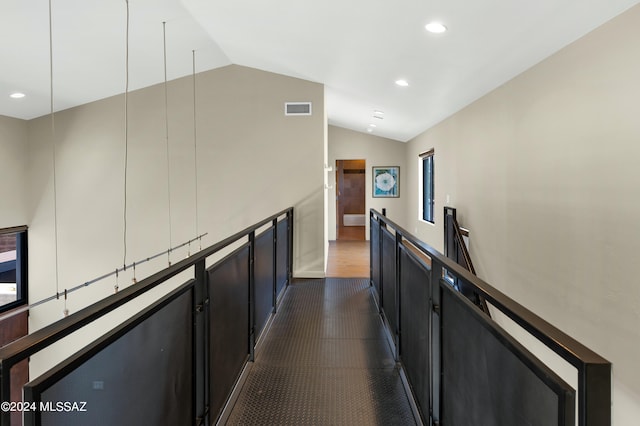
[[292, 269, 325, 278]]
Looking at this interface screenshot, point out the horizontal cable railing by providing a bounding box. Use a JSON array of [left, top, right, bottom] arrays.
[[0, 233, 208, 324], [0, 207, 293, 426], [370, 209, 610, 426]]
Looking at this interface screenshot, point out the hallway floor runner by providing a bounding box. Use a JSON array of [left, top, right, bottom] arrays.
[[225, 278, 417, 425]]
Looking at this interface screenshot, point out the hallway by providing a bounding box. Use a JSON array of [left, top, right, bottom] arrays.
[[224, 278, 416, 425]]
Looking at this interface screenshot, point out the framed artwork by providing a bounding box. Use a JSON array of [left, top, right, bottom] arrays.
[[372, 166, 399, 198]]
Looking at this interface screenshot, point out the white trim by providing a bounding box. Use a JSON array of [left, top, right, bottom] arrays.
[[293, 269, 325, 278]]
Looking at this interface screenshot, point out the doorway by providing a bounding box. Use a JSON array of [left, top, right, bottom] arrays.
[[335, 159, 366, 240]]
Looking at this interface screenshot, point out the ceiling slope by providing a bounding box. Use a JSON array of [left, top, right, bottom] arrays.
[[2, 0, 639, 141]]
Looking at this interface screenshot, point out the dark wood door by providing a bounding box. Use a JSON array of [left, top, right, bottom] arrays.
[[336, 159, 366, 240]]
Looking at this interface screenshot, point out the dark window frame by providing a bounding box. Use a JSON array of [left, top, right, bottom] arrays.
[[420, 150, 435, 224], [0, 226, 28, 314]]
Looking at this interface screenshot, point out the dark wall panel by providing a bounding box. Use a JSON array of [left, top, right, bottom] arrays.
[[276, 219, 288, 299], [255, 229, 275, 339], [370, 218, 380, 305], [34, 288, 193, 426], [441, 284, 575, 426], [209, 247, 250, 422], [399, 247, 431, 421], [381, 228, 396, 337]]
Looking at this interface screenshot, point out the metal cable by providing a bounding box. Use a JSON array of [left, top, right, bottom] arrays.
[[192, 50, 200, 250], [49, 0, 60, 297], [163, 21, 173, 265], [123, 0, 130, 270]]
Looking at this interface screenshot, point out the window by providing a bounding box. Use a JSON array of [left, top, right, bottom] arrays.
[[0, 227, 28, 313], [420, 150, 434, 223]]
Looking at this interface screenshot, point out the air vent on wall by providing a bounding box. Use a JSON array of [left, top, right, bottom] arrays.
[[285, 102, 312, 116]]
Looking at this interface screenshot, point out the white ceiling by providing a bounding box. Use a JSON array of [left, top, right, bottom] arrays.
[[1, 0, 639, 142]]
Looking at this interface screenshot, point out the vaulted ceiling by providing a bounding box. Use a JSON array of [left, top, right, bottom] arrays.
[[2, 0, 639, 141]]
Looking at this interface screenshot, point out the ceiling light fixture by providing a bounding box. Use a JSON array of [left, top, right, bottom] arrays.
[[425, 22, 447, 34], [395, 79, 409, 87], [374, 110, 384, 115], [367, 128, 373, 133], [369, 124, 377, 128], [9, 92, 26, 99]]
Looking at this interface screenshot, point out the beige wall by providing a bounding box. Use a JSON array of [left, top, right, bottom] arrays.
[[24, 64, 325, 375], [406, 5, 640, 423], [327, 125, 407, 241], [0, 115, 28, 228]]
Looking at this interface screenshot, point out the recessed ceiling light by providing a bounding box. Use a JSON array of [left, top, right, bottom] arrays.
[[395, 79, 409, 87], [369, 124, 377, 128], [367, 128, 373, 133], [425, 22, 447, 34], [9, 92, 25, 99], [374, 110, 384, 115]]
